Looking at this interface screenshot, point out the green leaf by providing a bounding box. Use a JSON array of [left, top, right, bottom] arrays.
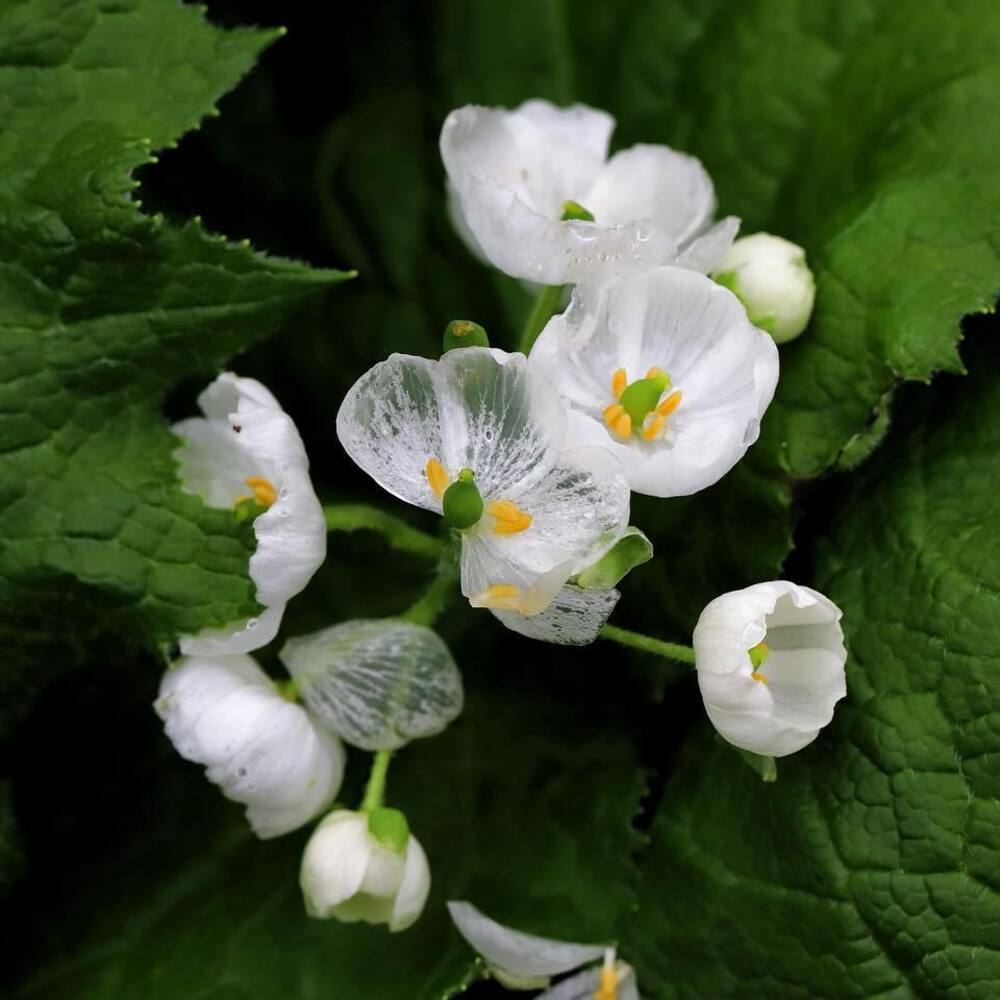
[[5, 650, 645, 999], [0, 1, 349, 658], [623, 340, 1000, 997]]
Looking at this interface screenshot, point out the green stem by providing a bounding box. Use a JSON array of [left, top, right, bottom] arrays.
[[360, 749, 393, 812], [518, 283, 564, 354], [599, 624, 696, 665], [401, 541, 460, 627], [323, 503, 442, 561]]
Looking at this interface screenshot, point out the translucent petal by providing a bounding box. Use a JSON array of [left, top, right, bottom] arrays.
[[336, 353, 444, 513], [447, 901, 605, 979], [531, 267, 779, 498], [280, 620, 464, 751], [460, 446, 630, 614], [675, 215, 740, 274], [493, 585, 620, 645], [537, 963, 640, 1000]]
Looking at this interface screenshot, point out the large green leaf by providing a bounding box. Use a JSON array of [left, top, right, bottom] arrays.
[[4, 639, 645, 999], [0, 0, 348, 660], [623, 333, 1000, 997]]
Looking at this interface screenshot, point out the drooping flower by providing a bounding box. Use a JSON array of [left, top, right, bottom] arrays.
[[440, 99, 737, 285], [530, 266, 779, 498], [154, 653, 345, 838], [301, 808, 430, 932], [447, 901, 638, 997], [713, 233, 816, 344], [336, 347, 630, 618], [172, 373, 326, 654], [693, 581, 847, 757]]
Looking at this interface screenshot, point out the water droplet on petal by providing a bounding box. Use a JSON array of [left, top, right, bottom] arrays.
[[246, 618, 259, 630], [279, 487, 290, 500]]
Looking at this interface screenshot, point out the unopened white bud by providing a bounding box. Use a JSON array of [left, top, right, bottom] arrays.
[[713, 233, 816, 343]]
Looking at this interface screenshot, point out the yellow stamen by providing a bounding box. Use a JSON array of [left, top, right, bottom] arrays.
[[472, 584, 524, 611], [611, 367, 627, 400], [641, 415, 665, 441], [426, 457, 450, 498], [487, 499, 533, 535], [594, 949, 618, 1000], [602, 403, 632, 440], [656, 390, 683, 417], [244, 476, 277, 507], [646, 366, 669, 383], [751, 670, 769, 684]]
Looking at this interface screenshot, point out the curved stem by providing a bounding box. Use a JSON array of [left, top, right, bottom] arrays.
[[324, 503, 442, 561], [599, 624, 696, 665], [360, 749, 393, 812], [401, 541, 460, 627], [518, 283, 564, 354]]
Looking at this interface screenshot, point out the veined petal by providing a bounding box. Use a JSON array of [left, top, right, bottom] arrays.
[[461, 446, 629, 615], [336, 353, 444, 512], [446, 901, 605, 979], [174, 373, 326, 654], [531, 267, 779, 498], [492, 584, 620, 645], [586, 143, 716, 245]]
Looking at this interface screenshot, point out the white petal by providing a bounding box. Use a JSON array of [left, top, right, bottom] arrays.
[[389, 834, 431, 932], [156, 655, 344, 838], [675, 216, 740, 274], [537, 962, 640, 1000], [336, 353, 444, 513], [446, 902, 605, 979], [531, 267, 779, 498], [694, 582, 847, 757], [586, 143, 715, 244], [514, 99, 615, 161], [493, 585, 620, 645], [300, 811, 372, 917], [461, 445, 629, 615], [174, 373, 326, 653], [280, 620, 463, 751]]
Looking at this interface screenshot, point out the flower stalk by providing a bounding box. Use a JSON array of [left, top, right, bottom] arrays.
[[599, 624, 695, 665]]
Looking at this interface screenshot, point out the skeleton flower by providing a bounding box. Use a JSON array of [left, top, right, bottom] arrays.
[[155, 653, 345, 838], [447, 901, 638, 997], [694, 581, 848, 757], [301, 809, 430, 932], [336, 348, 630, 618], [440, 99, 737, 285], [531, 266, 779, 498], [172, 373, 326, 654]]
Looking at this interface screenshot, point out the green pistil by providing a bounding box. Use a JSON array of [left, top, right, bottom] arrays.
[[442, 468, 483, 530], [620, 371, 671, 427], [748, 642, 769, 670], [561, 200, 595, 222]]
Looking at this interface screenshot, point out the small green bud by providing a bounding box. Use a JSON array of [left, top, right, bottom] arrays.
[[442, 468, 483, 530], [561, 200, 595, 222], [443, 320, 490, 353], [367, 807, 410, 854], [576, 527, 654, 590]]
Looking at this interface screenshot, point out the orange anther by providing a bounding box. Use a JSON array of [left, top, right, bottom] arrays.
[[656, 390, 683, 417], [611, 368, 628, 400]]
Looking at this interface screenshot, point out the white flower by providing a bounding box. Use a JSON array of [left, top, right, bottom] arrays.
[[447, 902, 638, 997], [530, 266, 779, 498], [301, 809, 430, 932], [154, 653, 345, 838], [172, 373, 326, 654], [713, 233, 816, 344], [336, 347, 630, 618], [440, 99, 737, 285], [694, 581, 847, 757]]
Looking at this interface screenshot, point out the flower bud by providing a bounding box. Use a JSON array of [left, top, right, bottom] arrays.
[[713, 233, 816, 343], [301, 809, 430, 932], [694, 581, 847, 757], [443, 319, 490, 352]]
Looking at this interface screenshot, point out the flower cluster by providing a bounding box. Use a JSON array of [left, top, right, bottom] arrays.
[[153, 97, 847, 962]]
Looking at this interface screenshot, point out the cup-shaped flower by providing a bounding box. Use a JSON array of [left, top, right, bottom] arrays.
[[694, 581, 847, 757], [531, 267, 779, 498], [172, 373, 326, 654], [301, 809, 430, 932], [336, 347, 630, 618], [154, 654, 345, 838], [279, 620, 463, 750], [713, 233, 816, 344], [440, 99, 737, 285]]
